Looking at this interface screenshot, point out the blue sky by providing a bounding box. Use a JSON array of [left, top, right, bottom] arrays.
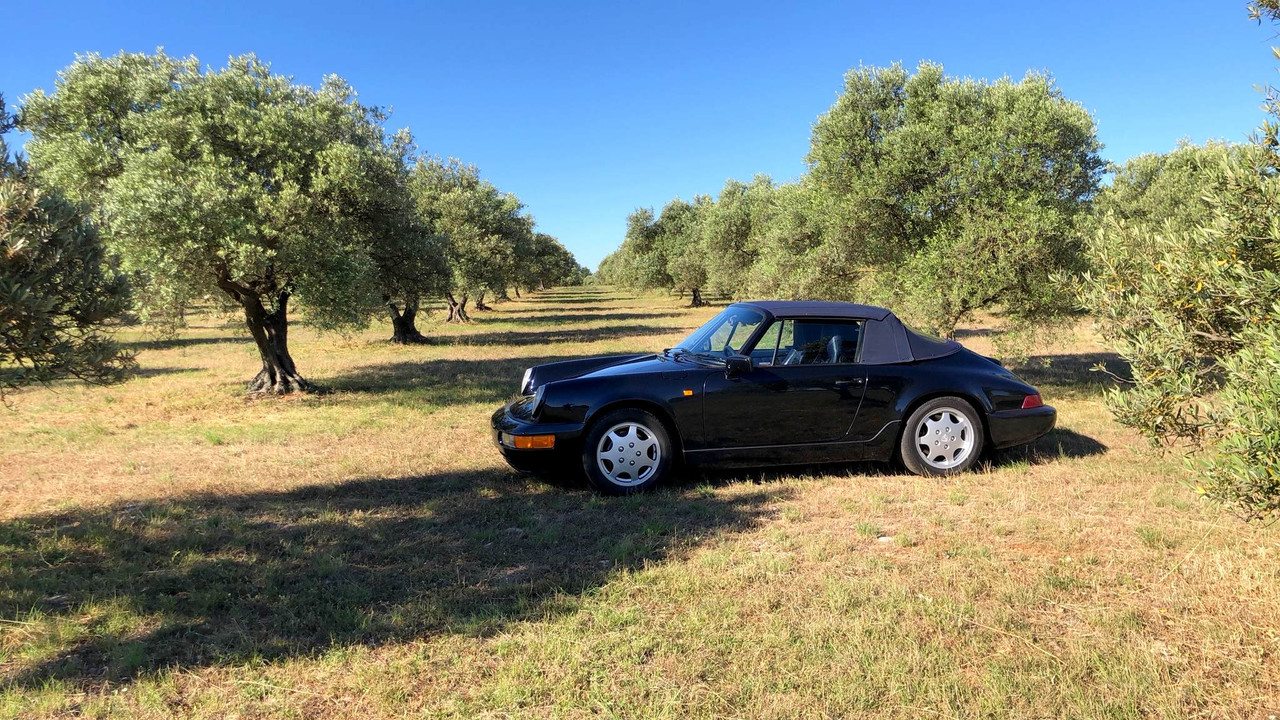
[[2, 1, 1276, 269]]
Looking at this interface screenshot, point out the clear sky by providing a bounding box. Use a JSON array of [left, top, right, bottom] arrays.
[[2, 1, 1276, 269]]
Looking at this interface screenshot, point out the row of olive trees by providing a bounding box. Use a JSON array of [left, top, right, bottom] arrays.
[[599, 61, 1104, 338], [6, 51, 584, 394]]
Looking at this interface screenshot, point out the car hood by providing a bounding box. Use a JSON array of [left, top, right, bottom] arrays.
[[526, 352, 708, 391]]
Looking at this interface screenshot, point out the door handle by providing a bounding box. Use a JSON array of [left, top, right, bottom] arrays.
[[834, 378, 865, 388]]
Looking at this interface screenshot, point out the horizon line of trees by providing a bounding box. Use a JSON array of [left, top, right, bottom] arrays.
[[2, 50, 587, 395]]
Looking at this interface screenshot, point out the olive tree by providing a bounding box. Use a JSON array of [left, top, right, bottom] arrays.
[[370, 133, 453, 344], [1081, 2, 1280, 522], [22, 52, 425, 393], [599, 196, 710, 306], [408, 157, 529, 322], [1, 94, 133, 397], [700, 176, 775, 301], [808, 62, 1103, 336], [515, 232, 580, 292]]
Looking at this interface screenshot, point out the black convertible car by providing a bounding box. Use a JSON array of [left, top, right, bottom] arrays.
[[492, 301, 1056, 494]]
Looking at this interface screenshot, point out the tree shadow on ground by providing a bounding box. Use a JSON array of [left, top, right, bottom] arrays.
[[127, 366, 202, 380], [1007, 352, 1132, 394], [524, 297, 620, 306], [953, 328, 995, 339], [474, 311, 686, 326], [120, 335, 247, 351], [0, 469, 786, 690], [322, 356, 578, 403], [444, 325, 675, 348]]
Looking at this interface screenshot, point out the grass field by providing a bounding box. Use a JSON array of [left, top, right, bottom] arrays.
[[1, 287, 1277, 719]]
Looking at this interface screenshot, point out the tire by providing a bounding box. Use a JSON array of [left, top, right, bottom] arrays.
[[581, 408, 674, 495], [899, 397, 985, 477]]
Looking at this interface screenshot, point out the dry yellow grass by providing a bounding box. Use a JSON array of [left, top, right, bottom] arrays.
[[1, 287, 1277, 719]]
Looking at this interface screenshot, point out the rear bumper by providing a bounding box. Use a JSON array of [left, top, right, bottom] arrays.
[[987, 405, 1057, 449], [490, 403, 584, 473]]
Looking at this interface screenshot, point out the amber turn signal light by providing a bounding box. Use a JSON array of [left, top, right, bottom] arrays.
[[682, 389, 694, 396], [513, 434, 556, 449], [1022, 393, 1043, 409]]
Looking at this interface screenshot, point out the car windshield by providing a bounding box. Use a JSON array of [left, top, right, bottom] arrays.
[[673, 306, 766, 357]]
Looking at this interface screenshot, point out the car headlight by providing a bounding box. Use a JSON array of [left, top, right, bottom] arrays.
[[521, 367, 533, 395], [531, 384, 547, 416]]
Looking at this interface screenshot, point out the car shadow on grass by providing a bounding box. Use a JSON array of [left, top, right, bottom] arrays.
[[674, 427, 1108, 487], [986, 427, 1108, 468], [0, 468, 787, 690]]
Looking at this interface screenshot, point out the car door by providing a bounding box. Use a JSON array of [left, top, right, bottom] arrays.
[[701, 318, 867, 448]]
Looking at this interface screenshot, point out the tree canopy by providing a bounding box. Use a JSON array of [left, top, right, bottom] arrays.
[[21, 51, 453, 391], [601, 62, 1103, 337], [1079, 3, 1280, 521], [1, 94, 133, 397]]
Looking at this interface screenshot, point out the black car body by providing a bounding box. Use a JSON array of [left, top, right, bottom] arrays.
[[492, 301, 1056, 493]]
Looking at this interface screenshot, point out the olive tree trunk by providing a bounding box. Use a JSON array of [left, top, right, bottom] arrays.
[[474, 290, 492, 311], [387, 295, 428, 344], [445, 292, 471, 323], [690, 287, 707, 307], [216, 269, 310, 394]]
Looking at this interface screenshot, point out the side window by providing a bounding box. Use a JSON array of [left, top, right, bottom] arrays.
[[776, 319, 863, 365]]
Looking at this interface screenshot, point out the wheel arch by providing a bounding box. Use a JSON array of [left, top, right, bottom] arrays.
[[585, 399, 686, 461], [896, 390, 991, 450]]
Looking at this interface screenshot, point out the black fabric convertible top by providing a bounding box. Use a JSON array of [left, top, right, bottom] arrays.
[[744, 300, 892, 321], [738, 300, 960, 365]]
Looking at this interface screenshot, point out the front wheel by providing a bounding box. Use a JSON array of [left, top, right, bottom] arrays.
[[581, 408, 673, 495], [900, 397, 985, 477]]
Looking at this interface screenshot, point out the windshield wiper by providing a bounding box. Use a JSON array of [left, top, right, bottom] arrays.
[[664, 347, 721, 364]]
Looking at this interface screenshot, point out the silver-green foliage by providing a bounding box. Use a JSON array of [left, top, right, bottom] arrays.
[[808, 62, 1103, 336], [21, 52, 442, 391], [603, 62, 1102, 337], [1080, 3, 1280, 521], [1, 95, 133, 396]]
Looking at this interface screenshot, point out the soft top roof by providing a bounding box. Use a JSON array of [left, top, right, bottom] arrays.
[[735, 300, 960, 364], [737, 300, 892, 321]]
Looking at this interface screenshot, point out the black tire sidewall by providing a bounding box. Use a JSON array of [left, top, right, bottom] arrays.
[[581, 408, 673, 495], [899, 397, 985, 477]]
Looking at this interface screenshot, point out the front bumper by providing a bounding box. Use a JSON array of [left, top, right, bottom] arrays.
[[490, 401, 585, 473], [987, 405, 1057, 450]]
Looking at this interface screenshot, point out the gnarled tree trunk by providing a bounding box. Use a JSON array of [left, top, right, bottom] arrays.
[[690, 287, 707, 307], [474, 290, 492, 311], [387, 294, 428, 344], [445, 292, 471, 323], [216, 268, 310, 394]]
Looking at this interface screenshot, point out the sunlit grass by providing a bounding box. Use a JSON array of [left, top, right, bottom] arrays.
[[1, 288, 1277, 718]]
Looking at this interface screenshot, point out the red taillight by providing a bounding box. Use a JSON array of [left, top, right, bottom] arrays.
[[1022, 393, 1043, 409]]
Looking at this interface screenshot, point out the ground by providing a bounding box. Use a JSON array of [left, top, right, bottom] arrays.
[[1, 287, 1277, 719]]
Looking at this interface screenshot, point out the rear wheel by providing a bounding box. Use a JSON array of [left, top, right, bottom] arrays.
[[900, 397, 984, 477], [581, 408, 673, 495]]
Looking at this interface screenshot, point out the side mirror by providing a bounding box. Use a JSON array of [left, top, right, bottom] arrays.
[[725, 355, 753, 379]]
